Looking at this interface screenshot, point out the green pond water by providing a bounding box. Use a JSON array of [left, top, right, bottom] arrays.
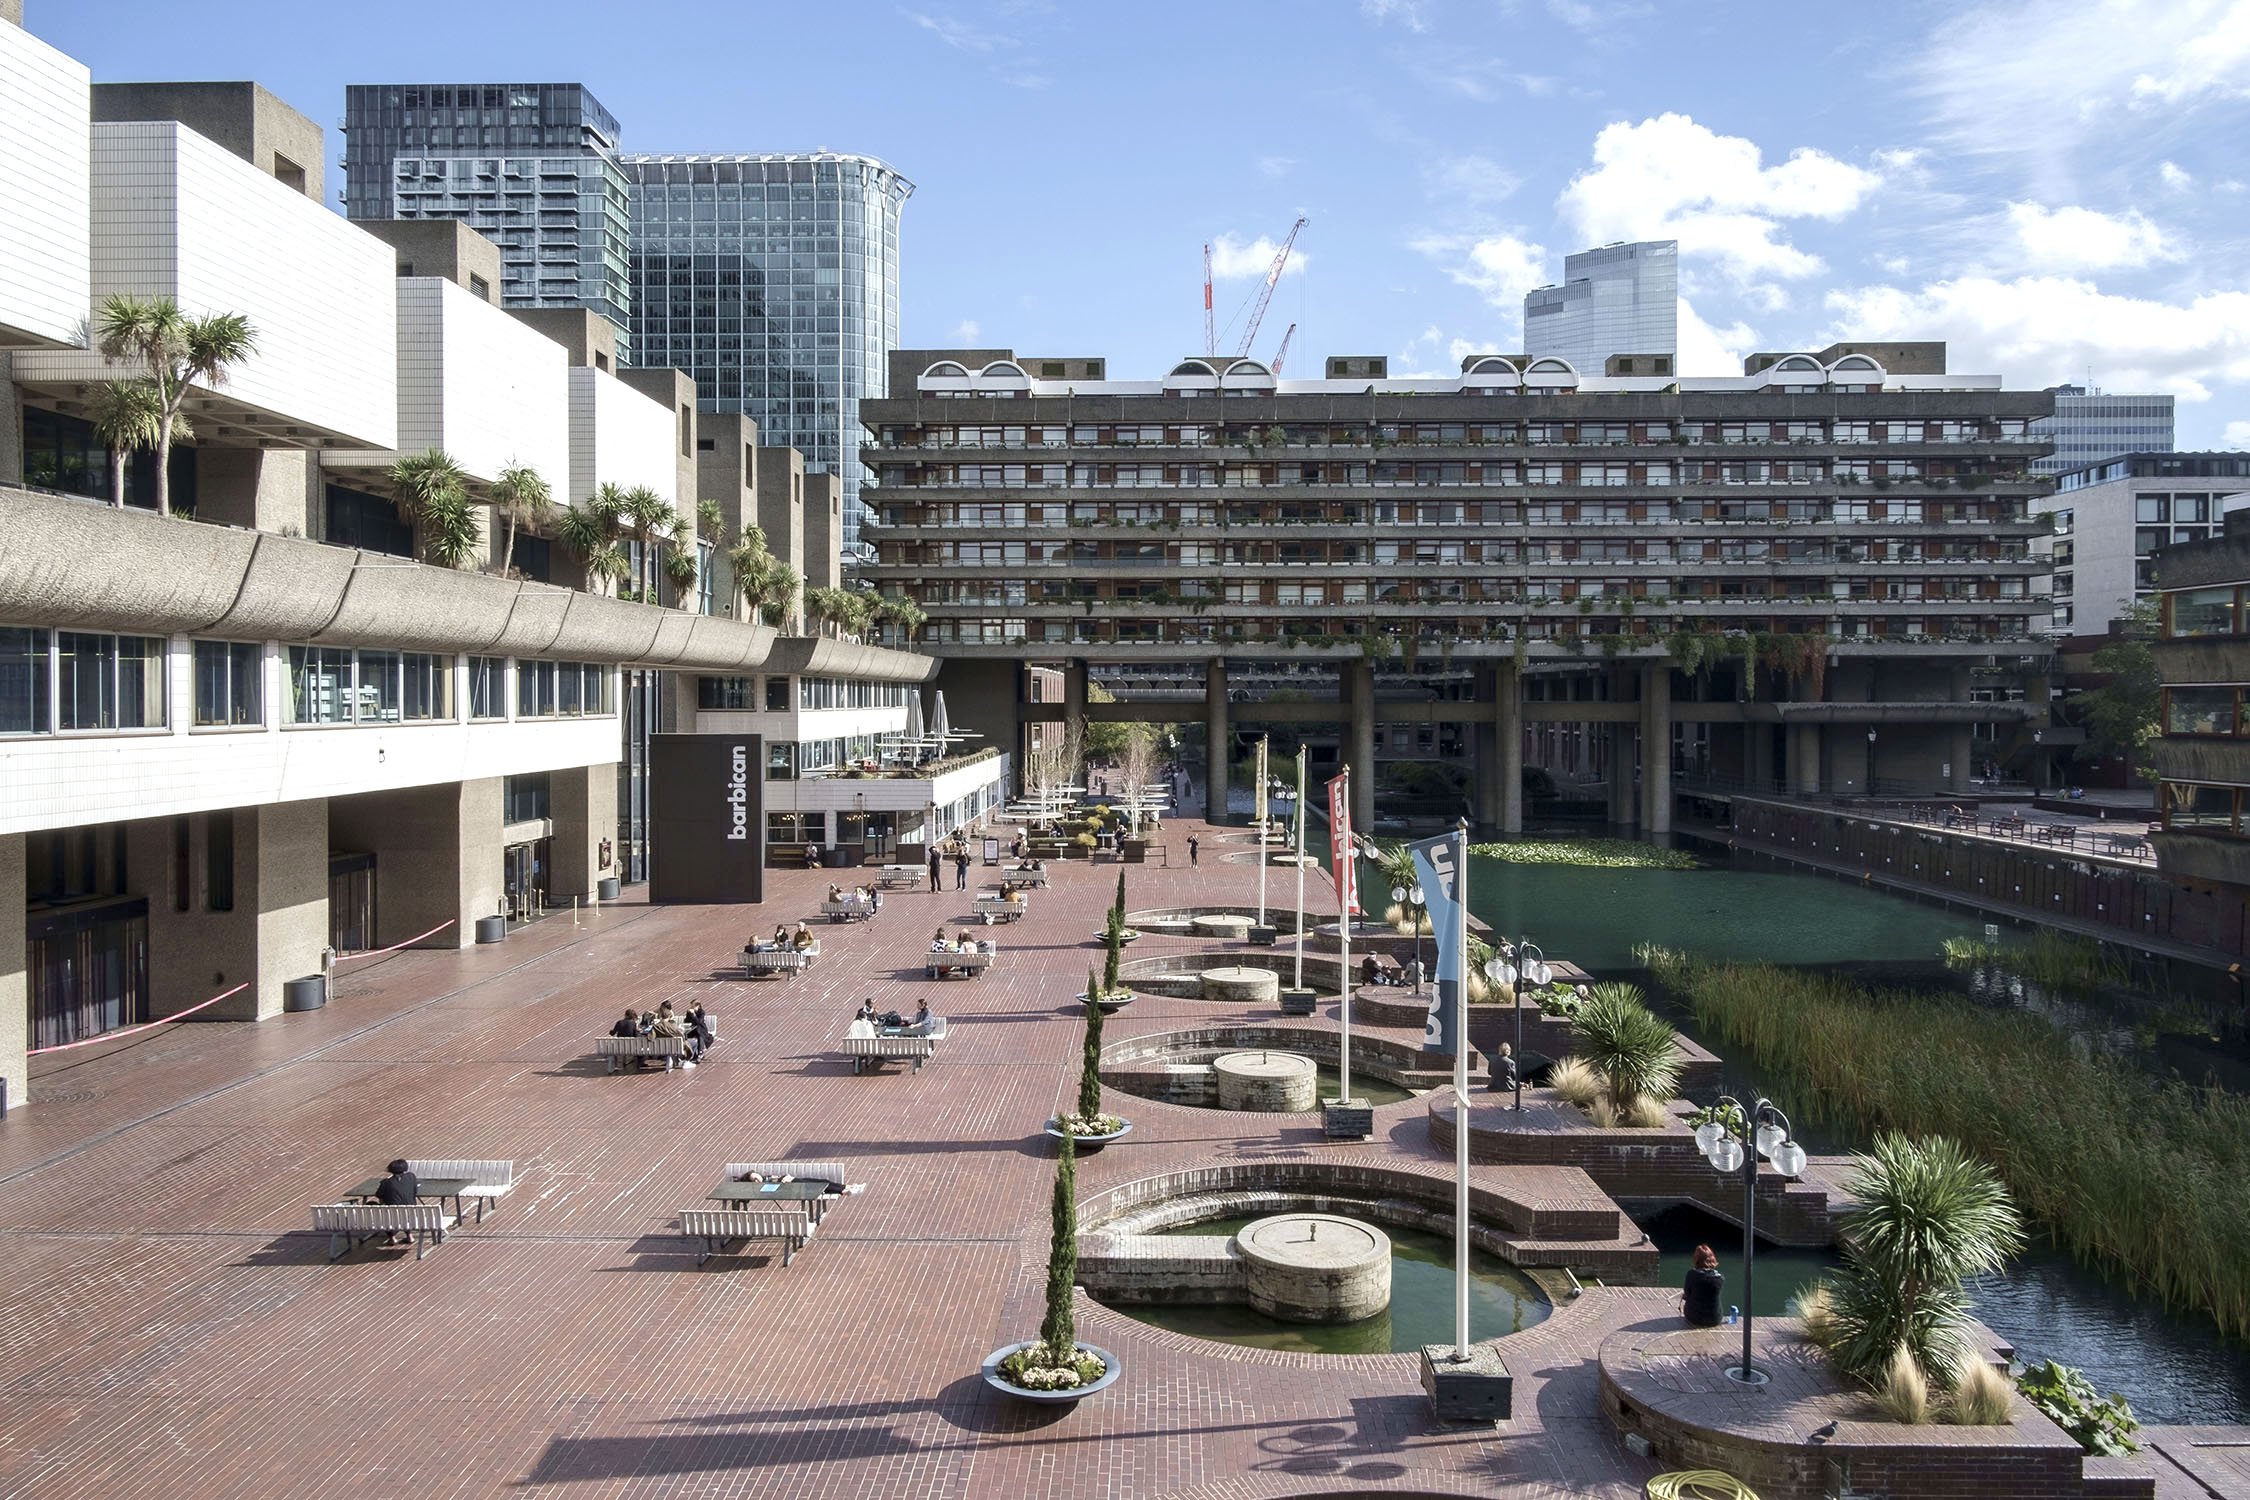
[[1109, 1214, 1550, 1356]]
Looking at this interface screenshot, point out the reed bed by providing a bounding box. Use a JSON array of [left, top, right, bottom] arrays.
[[1639, 945, 2250, 1341], [1938, 932, 2134, 995]]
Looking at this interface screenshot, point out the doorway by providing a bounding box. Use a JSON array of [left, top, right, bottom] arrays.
[[503, 839, 551, 923], [328, 852, 376, 954], [27, 897, 149, 1049]]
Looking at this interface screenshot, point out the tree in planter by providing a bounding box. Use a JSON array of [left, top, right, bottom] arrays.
[[621, 486, 673, 600], [388, 448, 480, 568], [95, 294, 257, 517], [490, 462, 552, 577], [1567, 982, 1682, 1115], [86, 380, 163, 507], [558, 489, 628, 597], [1115, 723, 1161, 835], [997, 1130, 1108, 1391]]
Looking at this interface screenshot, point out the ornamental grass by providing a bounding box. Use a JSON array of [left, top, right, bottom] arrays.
[[1639, 945, 2250, 1341]]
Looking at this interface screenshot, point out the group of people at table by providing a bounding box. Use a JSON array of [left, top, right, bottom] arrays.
[[847, 997, 937, 1037], [926, 926, 994, 975], [606, 1000, 719, 1068], [747, 921, 821, 955], [824, 883, 883, 910]]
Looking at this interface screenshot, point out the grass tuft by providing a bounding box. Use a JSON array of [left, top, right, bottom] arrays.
[[1951, 1358, 2015, 1426], [1548, 1056, 1603, 1108], [1874, 1344, 1933, 1424]]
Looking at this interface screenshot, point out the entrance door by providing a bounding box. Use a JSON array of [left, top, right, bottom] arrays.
[[504, 840, 551, 922], [328, 852, 376, 954], [27, 898, 149, 1050]]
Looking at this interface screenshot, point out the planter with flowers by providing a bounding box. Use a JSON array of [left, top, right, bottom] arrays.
[[984, 1130, 1122, 1403]]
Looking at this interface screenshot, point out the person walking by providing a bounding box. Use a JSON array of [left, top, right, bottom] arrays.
[[927, 842, 942, 893], [953, 846, 970, 890], [1187, 834, 1199, 865]]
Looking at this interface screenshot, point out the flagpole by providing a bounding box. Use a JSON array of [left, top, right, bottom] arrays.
[[1336, 769, 1354, 1108], [1255, 735, 1270, 928], [1291, 746, 1307, 992], [1454, 815, 1472, 1361]]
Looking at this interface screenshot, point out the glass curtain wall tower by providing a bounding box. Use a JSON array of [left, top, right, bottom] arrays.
[[1524, 240, 1678, 374], [624, 153, 911, 561], [342, 83, 631, 356]]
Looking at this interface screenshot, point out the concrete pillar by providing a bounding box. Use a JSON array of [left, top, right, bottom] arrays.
[[0, 832, 23, 1116], [200, 449, 313, 534], [1640, 665, 1672, 834], [1949, 725, 1974, 794], [1606, 723, 1636, 826], [1347, 657, 1376, 831], [1745, 722, 1774, 794], [1204, 658, 1230, 823], [1063, 657, 1088, 771], [1787, 722, 1821, 796], [0, 354, 22, 486], [549, 763, 619, 903], [1473, 715, 1500, 830], [1497, 664, 1523, 834], [329, 778, 503, 950], [123, 801, 327, 1023]]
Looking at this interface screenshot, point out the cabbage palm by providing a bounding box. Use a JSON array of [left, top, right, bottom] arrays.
[[387, 448, 478, 568], [558, 490, 626, 597], [86, 380, 164, 507], [622, 485, 673, 599], [1825, 1133, 2024, 1386], [490, 462, 552, 576], [1568, 981, 1682, 1108], [95, 294, 256, 516]]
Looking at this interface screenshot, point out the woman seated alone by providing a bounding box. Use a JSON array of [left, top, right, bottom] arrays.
[[1681, 1243, 1724, 1328]]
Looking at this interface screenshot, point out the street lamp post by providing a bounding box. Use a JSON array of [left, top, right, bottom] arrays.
[[1693, 1094, 1808, 1387], [1483, 940, 1549, 1111], [1391, 882, 1426, 995]]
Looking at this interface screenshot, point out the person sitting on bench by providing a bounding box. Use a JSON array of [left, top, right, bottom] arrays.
[[650, 1002, 696, 1068], [907, 1001, 936, 1036], [688, 1002, 719, 1056], [792, 921, 817, 952], [377, 1158, 420, 1244], [855, 998, 878, 1028]]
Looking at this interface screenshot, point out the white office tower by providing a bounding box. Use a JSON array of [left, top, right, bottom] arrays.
[[1523, 240, 1678, 375]]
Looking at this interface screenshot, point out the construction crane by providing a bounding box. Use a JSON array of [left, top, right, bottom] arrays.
[[1236, 215, 1307, 359], [1269, 322, 1297, 376], [1202, 243, 1216, 358]]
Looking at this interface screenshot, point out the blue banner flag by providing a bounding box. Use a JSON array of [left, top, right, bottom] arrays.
[[1408, 832, 1465, 1054]]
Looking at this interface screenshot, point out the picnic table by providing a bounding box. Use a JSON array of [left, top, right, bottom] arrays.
[[347, 1176, 474, 1219], [821, 897, 876, 923], [877, 865, 924, 890], [708, 1176, 843, 1224]]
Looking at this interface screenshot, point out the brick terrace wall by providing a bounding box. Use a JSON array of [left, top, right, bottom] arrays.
[[1732, 799, 2248, 958], [1077, 1231, 1244, 1302], [1082, 1161, 1619, 1241]]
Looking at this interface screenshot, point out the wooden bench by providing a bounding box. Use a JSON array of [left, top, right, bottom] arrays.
[[844, 1034, 939, 1073], [925, 948, 994, 979], [680, 1206, 815, 1266], [594, 1035, 694, 1073], [821, 898, 876, 923], [877, 865, 925, 890], [405, 1159, 516, 1223], [741, 947, 812, 978], [974, 894, 1027, 925], [311, 1202, 453, 1260]]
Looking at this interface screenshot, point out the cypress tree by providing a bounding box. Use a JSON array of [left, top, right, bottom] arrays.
[[1040, 1130, 1078, 1357], [1079, 976, 1105, 1122]]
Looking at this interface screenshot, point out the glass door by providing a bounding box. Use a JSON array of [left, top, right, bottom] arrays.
[[328, 852, 376, 954], [27, 898, 149, 1049]]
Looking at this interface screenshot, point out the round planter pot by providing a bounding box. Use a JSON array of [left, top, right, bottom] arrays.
[[1044, 1119, 1132, 1152], [282, 975, 328, 1012], [1076, 990, 1134, 1014], [597, 877, 622, 902], [981, 1341, 1123, 1404], [1091, 930, 1141, 946], [474, 914, 509, 944]]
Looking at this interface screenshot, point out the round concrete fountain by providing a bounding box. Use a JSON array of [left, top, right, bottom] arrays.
[[1213, 1049, 1318, 1112], [1237, 1213, 1393, 1323]]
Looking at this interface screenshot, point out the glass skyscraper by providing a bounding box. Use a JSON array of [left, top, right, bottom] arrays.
[[2031, 385, 2175, 477], [342, 83, 631, 356], [1523, 240, 1678, 374], [624, 153, 911, 559]]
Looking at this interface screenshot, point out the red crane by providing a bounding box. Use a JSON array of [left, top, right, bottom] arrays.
[[1236, 216, 1307, 359], [1202, 243, 1216, 357], [1269, 322, 1297, 376]]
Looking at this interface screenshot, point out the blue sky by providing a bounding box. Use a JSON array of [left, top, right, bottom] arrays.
[[32, 0, 2250, 445]]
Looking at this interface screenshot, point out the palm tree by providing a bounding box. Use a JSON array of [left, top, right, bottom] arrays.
[[622, 485, 673, 600], [95, 295, 256, 517], [1825, 1133, 2024, 1386], [387, 448, 479, 568], [490, 462, 552, 577], [85, 381, 163, 507], [1567, 982, 1683, 1109]]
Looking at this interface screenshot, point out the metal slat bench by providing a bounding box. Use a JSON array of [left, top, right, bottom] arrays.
[[594, 1035, 695, 1072], [821, 898, 877, 922], [405, 1159, 516, 1223], [925, 948, 994, 979], [311, 1202, 453, 1260], [974, 894, 1027, 925], [680, 1206, 815, 1266], [877, 865, 925, 890], [844, 1034, 940, 1074], [741, 947, 812, 978]]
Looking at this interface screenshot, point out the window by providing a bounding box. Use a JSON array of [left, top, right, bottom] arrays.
[[2163, 781, 2242, 834], [402, 653, 453, 720], [55, 633, 165, 731], [517, 660, 557, 718], [206, 811, 235, 912], [356, 651, 403, 722], [287, 646, 353, 725], [766, 676, 791, 711], [2166, 686, 2244, 736], [503, 773, 551, 825], [0, 627, 51, 735], [2170, 586, 2240, 638], [767, 811, 817, 843], [698, 676, 756, 710], [468, 657, 507, 719], [192, 641, 262, 727]]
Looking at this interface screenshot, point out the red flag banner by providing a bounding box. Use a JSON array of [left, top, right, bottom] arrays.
[[1327, 772, 1359, 916]]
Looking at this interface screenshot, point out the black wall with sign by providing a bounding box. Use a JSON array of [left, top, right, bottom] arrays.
[[649, 733, 766, 904]]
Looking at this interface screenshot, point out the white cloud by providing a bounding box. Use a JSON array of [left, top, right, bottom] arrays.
[[1257, 155, 1296, 179], [900, 9, 1006, 51], [1877, 254, 1912, 275], [1556, 113, 1884, 283], [2160, 160, 2195, 189], [1210, 233, 1310, 280], [949, 319, 982, 344], [1394, 326, 1506, 378], [1822, 274, 2250, 400], [1677, 299, 1756, 377], [1426, 57, 1560, 102], [2007, 202, 2180, 270], [1360, 0, 1429, 30], [1423, 154, 1522, 206], [2224, 419, 2250, 447], [1411, 231, 1551, 311]]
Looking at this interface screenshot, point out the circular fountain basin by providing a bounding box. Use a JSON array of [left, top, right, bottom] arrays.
[[1213, 1049, 1317, 1111], [1237, 1213, 1393, 1323], [1200, 965, 1280, 1004]]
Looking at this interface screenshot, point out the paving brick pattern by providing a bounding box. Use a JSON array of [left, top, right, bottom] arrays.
[[0, 825, 2203, 1498]]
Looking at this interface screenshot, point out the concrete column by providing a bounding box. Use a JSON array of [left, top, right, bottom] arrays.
[[0, 832, 24, 1116], [1204, 658, 1230, 823], [1497, 664, 1523, 834], [1063, 657, 1088, 770], [1473, 714, 1500, 830], [0, 353, 22, 487], [1948, 725, 1974, 794], [254, 801, 330, 1014], [1347, 657, 1376, 831], [549, 763, 619, 903], [199, 449, 313, 534], [329, 778, 503, 950], [124, 801, 327, 1023], [1745, 722, 1774, 794], [1640, 665, 1673, 834], [1787, 722, 1821, 796], [1606, 724, 1636, 826]]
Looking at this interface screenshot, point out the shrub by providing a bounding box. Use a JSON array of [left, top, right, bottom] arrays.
[[1623, 1095, 1672, 1129], [1568, 982, 1682, 1108], [2016, 1360, 2141, 1456], [1950, 1358, 2015, 1426], [1874, 1344, 1934, 1424], [1548, 1056, 1603, 1107]]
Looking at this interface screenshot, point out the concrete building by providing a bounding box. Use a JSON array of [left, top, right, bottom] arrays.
[[2146, 508, 2250, 953], [1523, 241, 1677, 375], [2031, 385, 2175, 479], [2043, 452, 2250, 635], [0, 14, 961, 1111], [342, 82, 632, 357], [624, 153, 912, 564], [861, 344, 2057, 830]]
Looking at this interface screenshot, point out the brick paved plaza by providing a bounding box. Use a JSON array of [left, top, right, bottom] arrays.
[[3, 823, 2243, 1499]]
